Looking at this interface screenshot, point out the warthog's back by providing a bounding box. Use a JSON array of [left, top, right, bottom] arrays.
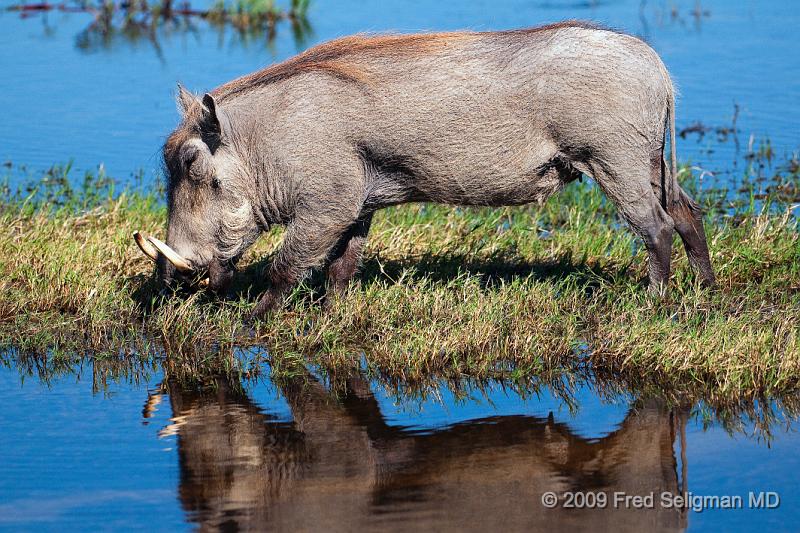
[[212, 22, 673, 206]]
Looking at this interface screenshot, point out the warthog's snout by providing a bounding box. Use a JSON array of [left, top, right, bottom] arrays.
[[134, 231, 210, 290]]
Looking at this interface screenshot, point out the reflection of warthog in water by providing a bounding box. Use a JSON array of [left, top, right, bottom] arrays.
[[151, 376, 687, 531]]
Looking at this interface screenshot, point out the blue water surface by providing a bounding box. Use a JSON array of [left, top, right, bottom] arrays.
[[1, 363, 799, 531], [0, 0, 797, 187]]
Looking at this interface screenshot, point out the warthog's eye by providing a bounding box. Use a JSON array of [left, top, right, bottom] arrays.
[[182, 147, 198, 171]]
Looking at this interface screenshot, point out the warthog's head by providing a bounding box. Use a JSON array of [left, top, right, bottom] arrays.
[[137, 85, 260, 294]]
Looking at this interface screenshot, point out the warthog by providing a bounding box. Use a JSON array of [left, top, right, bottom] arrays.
[[135, 21, 715, 320]]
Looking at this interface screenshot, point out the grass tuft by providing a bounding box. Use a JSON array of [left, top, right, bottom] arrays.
[[1, 160, 798, 399]]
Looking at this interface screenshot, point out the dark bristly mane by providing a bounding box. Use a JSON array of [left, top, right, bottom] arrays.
[[500, 19, 610, 34], [211, 20, 613, 101], [211, 32, 470, 101]]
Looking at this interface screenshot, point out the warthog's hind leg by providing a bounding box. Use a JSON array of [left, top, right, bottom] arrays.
[[594, 160, 676, 292], [670, 190, 715, 286], [651, 158, 716, 287]]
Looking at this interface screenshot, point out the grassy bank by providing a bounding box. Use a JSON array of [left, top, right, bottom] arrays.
[[1, 162, 799, 399]]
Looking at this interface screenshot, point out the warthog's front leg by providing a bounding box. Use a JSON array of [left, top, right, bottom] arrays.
[[325, 213, 374, 297], [248, 211, 361, 322]]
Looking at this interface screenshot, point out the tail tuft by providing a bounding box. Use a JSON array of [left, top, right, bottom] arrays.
[[677, 187, 701, 215], [667, 90, 678, 208]]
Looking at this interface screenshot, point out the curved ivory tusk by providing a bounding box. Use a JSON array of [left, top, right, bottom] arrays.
[[146, 236, 193, 273], [133, 231, 159, 262]]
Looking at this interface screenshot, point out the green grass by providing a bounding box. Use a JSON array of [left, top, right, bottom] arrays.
[[1, 161, 798, 399]]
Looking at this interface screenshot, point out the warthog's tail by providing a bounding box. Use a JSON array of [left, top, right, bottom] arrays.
[[661, 87, 679, 210], [664, 88, 701, 214], [668, 90, 678, 207]]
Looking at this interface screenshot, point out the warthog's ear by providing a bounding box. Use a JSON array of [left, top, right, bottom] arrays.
[[176, 83, 198, 115], [198, 93, 229, 149], [200, 93, 221, 135]]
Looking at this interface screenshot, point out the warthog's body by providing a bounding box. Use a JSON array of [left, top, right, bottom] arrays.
[[158, 21, 714, 318]]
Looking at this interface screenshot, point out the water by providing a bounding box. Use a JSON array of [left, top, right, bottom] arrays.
[[1, 362, 798, 532], [0, 0, 798, 188]]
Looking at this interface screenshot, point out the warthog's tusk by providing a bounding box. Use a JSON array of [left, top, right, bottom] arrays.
[[133, 231, 211, 287], [133, 231, 159, 262], [146, 236, 193, 273]]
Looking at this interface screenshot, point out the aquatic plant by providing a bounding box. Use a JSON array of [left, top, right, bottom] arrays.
[[6, 0, 313, 51]]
